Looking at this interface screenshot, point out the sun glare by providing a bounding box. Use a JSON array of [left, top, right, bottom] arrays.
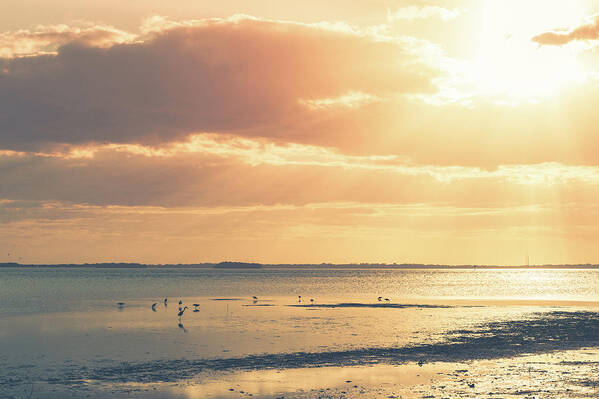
[[468, 0, 590, 99]]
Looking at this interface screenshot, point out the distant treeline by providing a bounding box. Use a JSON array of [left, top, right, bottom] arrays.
[[1, 262, 599, 269]]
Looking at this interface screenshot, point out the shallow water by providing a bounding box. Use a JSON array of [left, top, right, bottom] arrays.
[[1, 267, 599, 398], [2, 267, 599, 317]]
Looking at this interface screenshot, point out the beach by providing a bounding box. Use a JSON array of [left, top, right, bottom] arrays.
[[1, 267, 599, 398]]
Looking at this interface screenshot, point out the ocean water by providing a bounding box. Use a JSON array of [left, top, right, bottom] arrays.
[[1, 267, 599, 398], [2, 267, 599, 317]]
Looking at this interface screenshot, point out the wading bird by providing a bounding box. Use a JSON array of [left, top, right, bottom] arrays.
[[384, 298, 390, 302], [252, 296, 258, 300], [193, 303, 200, 312], [310, 298, 315, 304], [178, 306, 188, 320], [178, 299, 183, 305], [377, 296, 382, 302], [151, 303, 157, 311], [298, 295, 302, 303], [164, 297, 168, 306]]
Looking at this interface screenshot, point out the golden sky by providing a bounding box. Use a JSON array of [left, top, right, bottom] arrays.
[[2, 0, 599, 265]]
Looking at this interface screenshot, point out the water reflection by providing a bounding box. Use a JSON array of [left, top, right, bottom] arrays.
[[176, 363, 441, 399], [178, 321, 188, 333]]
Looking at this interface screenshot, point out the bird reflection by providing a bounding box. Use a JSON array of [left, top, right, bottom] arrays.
[[177, 321, 188, 333]]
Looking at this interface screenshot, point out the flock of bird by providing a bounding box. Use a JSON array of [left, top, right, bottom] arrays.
[[149, 297, 203, 320], [117, 295, 392, 324], [117, 295, 319, 317]]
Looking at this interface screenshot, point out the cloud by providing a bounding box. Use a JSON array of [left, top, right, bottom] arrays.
[[298, 91, 381, 110], [387, 6, 462, 22], [532, 15, 599, 46], [2, 133, 599, 265], [0, 16, 435, 151], [2, 136, 599, 210], [0, 24, 134, 58], [3, 16, 599, 170]]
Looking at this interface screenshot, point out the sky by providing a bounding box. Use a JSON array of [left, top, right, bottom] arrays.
[[2, 0, 599, 265]]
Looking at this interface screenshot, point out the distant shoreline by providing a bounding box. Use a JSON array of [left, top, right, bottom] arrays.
[[1, 262, 598, 270]]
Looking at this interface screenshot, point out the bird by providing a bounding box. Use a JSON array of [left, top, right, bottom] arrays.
[[151, 303, 157, 311], [192, 303, 200, 312], [384, 298, 390, 302], [178, 306, 188, 319], [377, 296, 382, 302], [117, 302, 125, 308], [178, 299, 183, 305], [164, 297, 168, 306], [310, 298, 315, 304], [252, 296, 258, 300], [298, 295, 302, 303]]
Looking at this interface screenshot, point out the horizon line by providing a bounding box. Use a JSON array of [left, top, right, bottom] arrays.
[[2, 261, 599, 269]]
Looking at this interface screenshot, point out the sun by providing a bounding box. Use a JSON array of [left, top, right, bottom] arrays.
[[466, 0, 590, 100]]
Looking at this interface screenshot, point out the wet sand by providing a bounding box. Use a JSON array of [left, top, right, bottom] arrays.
[[2, 301, 599, 398]]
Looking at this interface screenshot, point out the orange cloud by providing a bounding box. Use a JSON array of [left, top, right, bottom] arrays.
[[0, 24, 134, 58], [4, 16, 599, 169], [2, 140, 599, 209], [0, 16, 435, 151], [532, 15, 599, 45]]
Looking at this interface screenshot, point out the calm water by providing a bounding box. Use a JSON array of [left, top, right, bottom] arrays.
[[1, 267, 599, 398], [1, 267, 599, 317]]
